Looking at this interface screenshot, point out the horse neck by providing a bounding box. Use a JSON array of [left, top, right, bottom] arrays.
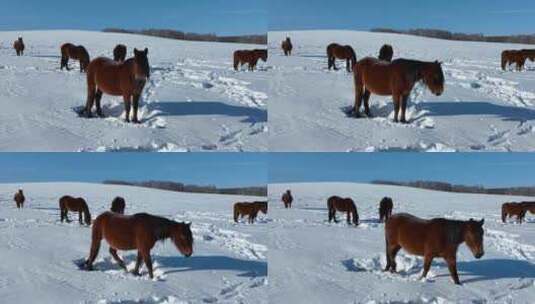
[[446, 220, 465, 245], [152, 217, 177, 241]]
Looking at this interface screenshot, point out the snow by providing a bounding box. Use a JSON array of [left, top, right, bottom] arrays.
[[0, 182, 267, 303], [268, 182, 535, 304], [268, 30, 535, 151], [0, 30, 267, 151]]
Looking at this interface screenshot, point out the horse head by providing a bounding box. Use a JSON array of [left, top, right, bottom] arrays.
[[133, 48, 150, 81], [171, 222, 193, 257], [422, 61, 444, 96], [464, 218, 484, 259]]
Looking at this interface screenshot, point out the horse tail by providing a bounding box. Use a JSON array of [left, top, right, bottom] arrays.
[[501, 204, 507, 223], [327, 198, 333, 221], [233, 51, 240, 71], [233, 203, 240, 222], [348, 47, 357, 68], [501, 52, 507, 71]]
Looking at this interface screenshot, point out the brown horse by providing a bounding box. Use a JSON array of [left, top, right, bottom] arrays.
[[83, 212, 193, 279], [385, 213, 484, 285], [233, 49, 267, 71], [113, 44, 127, 62], [501, 50, 527, 71], [13, 37, 25, 56], [521, 201, 535, 214], [379, 44, 394, 62], [327, 196, 359, 225], [233, 201, 267, 223], [282, 190, 293, 208], [110, 196, 126, 214], [80, 48, 150, 123], [379, 197, 393, 222], [326, 43, 356, 72], [352, 57, 444, 123], [282, 37, 293, 56], [501, 202, 527, 223], [59, 195, 91, 225], [60, 43, 90, 72], [14, 189, 25, 209]]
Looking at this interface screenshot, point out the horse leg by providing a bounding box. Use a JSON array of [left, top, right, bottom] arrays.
[[421, 254, 433, 279], [387, 245, 401, 273], [363, 89, 371, 117], [393, 95, 401, 123], [400, 94, 409, 123], [346, 211, 351, 224], [132, 251, 143, 276], [141, 250, 154, 279], [346, 59, 351, 73], [95, 90, 104, 117], [445, 256, 461, 285], [132, 94, 140, 123], [84, 88, 96, 118], [84, 224, 102, 271], [353, 84, 364, 118], [123, 95, 131, 123], [79, 211, 83, 225], [328, 208, 333, 222], [109, 248, 127, 270]]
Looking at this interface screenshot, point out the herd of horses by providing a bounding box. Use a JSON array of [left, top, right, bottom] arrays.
[[12, 36, 267, 124], [279, 189, 535, 285], [501, 49, 535, 71]]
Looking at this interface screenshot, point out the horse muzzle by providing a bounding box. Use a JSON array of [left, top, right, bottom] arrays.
[[474, 251, 484, 259]]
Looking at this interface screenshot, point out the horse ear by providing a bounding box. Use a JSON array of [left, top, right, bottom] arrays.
[[480, 219, 485, 225]]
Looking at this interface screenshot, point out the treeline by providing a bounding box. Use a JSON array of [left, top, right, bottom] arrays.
[[371, 180, 535, 197], [371, 28, 535, 45], [102, 180, 267, 197], [102, 28, 267, 45]]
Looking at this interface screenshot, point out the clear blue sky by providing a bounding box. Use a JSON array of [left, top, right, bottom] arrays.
[[0, 0, 266, 35], [270, 153, 535, 188], [270, 0, 535, 35], [0, 153, 267, 188]]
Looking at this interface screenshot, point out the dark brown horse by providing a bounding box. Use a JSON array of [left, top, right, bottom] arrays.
[[379, 197, 393, 222], [83, 212, 193, 279], [60, 43, 90, 72], [282, 190, 293, 208], [233, 201, 267, 223], [385, 213, 484, 285], [59, 195, 91, 225], [501, 50, 527, 71], [521, 201, 535, 214], [110, 196, 126, 214], [352, 57, 444, 123], [13, 37, 25, 56], [14, 189, 25, 209], [379, 44, 394, 62], [502, 202, 527, 223], [80, 48, 150, 123], [113, 44, 127, 62], [327, 196, 359, 225], [282, 37, 293, 56], [233, 49, 267, 71], [326, 43, 356, 72]]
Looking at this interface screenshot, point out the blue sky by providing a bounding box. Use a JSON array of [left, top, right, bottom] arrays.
[[0, 0, 266, 35], [270, 153, 535, 187], [0, 153, 267, 187], [270, 0, 535, 35]]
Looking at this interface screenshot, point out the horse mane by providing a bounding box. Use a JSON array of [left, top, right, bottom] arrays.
[[392, 59, 433, 82], [140, 213, 179, 242], [441, 219, 464, 244]]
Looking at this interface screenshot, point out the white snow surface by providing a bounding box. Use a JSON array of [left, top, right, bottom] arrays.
[[0, 182, 267, 303], [0, 30, 268, 151], [268, 30, 535, 151], [268, 182, 535, 304]]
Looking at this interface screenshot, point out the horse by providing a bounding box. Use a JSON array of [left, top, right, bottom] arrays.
[[110, 196, 126, 214], [385, 213, 484, 285], [378, 44, 394, 62], [521, 201, 535, 214], [501, 50, 527, 71], [379, 197, 393, 222], [60, 43, 90, 72], [501, 202, 527, 223], [282, 190, 293, 208], [13, 37, 25, 56], [14, 189, 25, 209], [233, 201, 267, 223], [80, 48, 150, 123], [83, 212, 193, 279], [113, 44, 127, 62], [326, 43, 356, 72], [281, 37, 293, 56], [352, 57, 444, 123], [59, 195, 91, 225], [233, 49, 267, 71], [327, 196, 359, 225]]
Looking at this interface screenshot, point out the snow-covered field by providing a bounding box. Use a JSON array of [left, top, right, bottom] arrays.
[[268, 30, 535, 151], [0, 182, 267, 303], [0, 30, 268, 151], [268, 182, 535, 303]]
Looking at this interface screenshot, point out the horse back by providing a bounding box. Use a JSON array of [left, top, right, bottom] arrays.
[[87, 57, 128, 95]]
